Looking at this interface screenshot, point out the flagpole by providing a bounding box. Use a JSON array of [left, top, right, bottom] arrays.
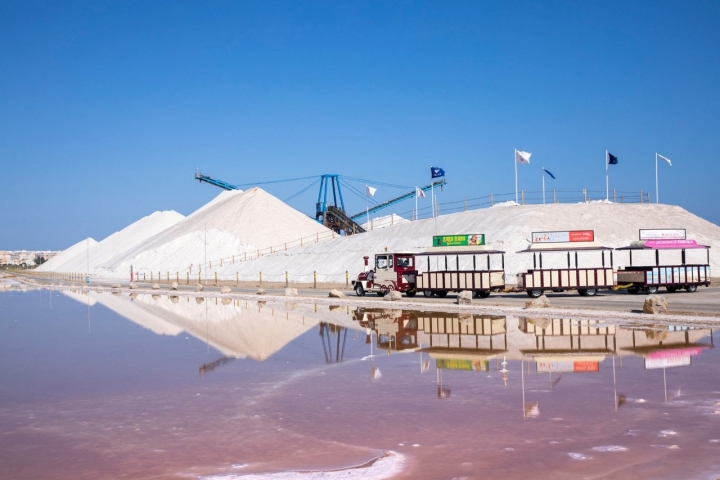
[[542, 168, 546, 204], [605, 150, 609, 201], [655, 152, 659, 204], [514, 149, 518, 204], [366, 185, 369, 227], [415, 188, 418, 221], [431, 173, 435, 219]]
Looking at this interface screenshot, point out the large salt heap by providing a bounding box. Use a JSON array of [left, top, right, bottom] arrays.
[[100, 188, 331, 278], [36, 237, 98, 272], [214, 202, 720, 284], [39, 211, 185, 274]]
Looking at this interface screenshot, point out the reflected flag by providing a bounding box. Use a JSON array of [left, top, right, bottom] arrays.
[[543, 168, 556, 179], [608, 153, 618, 165], [431, 166, 445, 178]]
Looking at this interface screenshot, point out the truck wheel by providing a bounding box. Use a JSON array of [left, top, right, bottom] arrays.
[[476, 290, 491, 298], [436, 291, 448, 298], [423, 290, 433, 298], [354, 284, 365, 297], [585, 288, 597, 297], [646, 286, 658, 294], [627, 286, 640, 295], [527, 289, 543, 298], [578, 289, 587, 296], [686, 284, 698, 293], [405, 289, 417, 297]]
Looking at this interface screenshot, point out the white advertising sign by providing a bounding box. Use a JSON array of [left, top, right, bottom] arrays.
[[639, 229, 686, 241]]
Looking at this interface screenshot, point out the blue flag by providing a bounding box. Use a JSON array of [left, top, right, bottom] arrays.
[[431, 166, 445, 178], [543, 169, 556, 179], [608, 153, 618, 165]]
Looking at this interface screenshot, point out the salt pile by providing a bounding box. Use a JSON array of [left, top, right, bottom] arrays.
[[214, 203, 720, 284], [95, 188, 331, 277], [38, 211, 184, 274], [36, 237, 97, 272]]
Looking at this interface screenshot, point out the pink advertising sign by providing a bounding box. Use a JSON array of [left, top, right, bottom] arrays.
[[644, 239, 698, 249]]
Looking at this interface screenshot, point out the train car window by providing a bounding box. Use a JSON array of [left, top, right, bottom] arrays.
[[376, 255, 388, 269], [396, 257, 414, 267]]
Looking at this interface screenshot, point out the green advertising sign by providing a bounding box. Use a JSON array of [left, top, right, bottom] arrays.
[[436, 358, 490, 371], [432, 234, 485, 247]]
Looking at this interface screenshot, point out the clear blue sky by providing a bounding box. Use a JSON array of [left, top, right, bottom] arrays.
[[2, 1, 719, 250]]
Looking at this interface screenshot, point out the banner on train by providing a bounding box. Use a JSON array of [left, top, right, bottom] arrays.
[[433, 234, 485, 247], [531, 230, 594, 243], [639, 229, 686, 241]]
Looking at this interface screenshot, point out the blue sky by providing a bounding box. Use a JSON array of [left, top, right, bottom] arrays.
[[2, 1, 719, 250]]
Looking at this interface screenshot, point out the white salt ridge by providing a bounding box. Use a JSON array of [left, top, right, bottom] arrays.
[[361, 214, 410, 231], [37, 237, 97, 272], [201, 451, 406, 480], [41, 211, 184, 274], [214, 203, 720, 284]]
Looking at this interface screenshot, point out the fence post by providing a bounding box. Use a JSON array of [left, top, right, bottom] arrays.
[[236, 272, 239, 286], [647, 193, 650, 203], [346, 270, 349, 287], [214, 272, 217, 286], [464, 199, 467, 211], [640, 190, 643, 203], [521, 191, 525, 205], [166, 272, 169, 283], [314, 271, 317, 289], [583, 189, 587, 202], [259, 272, 262, 285], [151, 272, 153, 282], [285, 271, 288, 287], [186, 272, 189, 285], [301, 237, 303, 247], [553, 189, 557, 203], [176, 272, 178, 283], [490, 193, 494, 206], [198, 271, 200, 284]]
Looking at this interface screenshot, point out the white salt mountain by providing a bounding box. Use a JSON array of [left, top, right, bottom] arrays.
[[213, 203, 720, 284], [40, 211, 185, 275], [101, 187, 332, 278], [36, 237, 98, 272]]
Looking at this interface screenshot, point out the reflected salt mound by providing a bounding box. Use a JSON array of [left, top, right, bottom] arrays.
[[61, 291, 363, 361]]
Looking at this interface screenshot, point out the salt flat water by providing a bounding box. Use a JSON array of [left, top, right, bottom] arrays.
[[1, 289, 720, 479]]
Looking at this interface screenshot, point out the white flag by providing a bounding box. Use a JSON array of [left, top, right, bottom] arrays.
[[416, 187, 425, 198], [658, 154, 672, 166], [366, 186, 377, 197], [516, 150, 531, 164]]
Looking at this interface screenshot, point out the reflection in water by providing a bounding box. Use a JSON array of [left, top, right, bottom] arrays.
[[3, 290, 720, 479]]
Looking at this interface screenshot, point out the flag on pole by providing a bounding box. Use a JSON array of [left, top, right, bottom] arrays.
[[608, 153, 618, 165], [515, 150, 531, 164], [415, 187, 426, 198], [658, 154, 672, 166], [366, 186, 377, 197], [431, 166, 445, 178], [543, 168, 556, 179]]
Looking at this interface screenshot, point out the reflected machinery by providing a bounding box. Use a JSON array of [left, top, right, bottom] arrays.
[[352, 233, 506, 298]]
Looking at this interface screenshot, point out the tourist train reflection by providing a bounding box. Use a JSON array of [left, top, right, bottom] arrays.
[[352, 307, 715, 411]]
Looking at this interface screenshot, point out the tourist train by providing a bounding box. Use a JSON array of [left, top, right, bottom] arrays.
[[352, 229, 711, 298]]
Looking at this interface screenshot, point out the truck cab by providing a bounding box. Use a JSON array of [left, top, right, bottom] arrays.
[[352, 253, 417, 297]]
